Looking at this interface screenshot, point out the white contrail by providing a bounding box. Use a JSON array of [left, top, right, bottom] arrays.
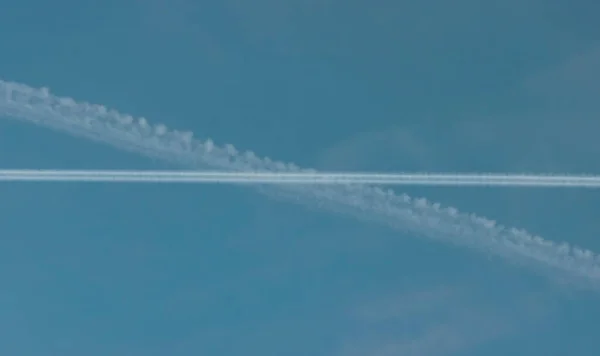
[[1, 79, 599, 290], [3, 169, 600, 187]]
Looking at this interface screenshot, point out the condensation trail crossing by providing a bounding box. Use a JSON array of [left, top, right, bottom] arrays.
[[2, 169, 600, 187], [1, 78, 599, 291]]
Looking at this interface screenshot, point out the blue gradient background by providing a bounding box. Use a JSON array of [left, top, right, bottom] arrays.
[[1, 1, 599, 355]]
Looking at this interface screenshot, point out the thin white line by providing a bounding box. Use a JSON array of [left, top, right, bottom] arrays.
[[2, 169, 600, 187]]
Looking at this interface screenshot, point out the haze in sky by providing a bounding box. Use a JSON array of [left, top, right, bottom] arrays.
[[1, 1, 599, 355]]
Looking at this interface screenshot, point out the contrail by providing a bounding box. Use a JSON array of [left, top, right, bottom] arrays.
[[1, 79, 599, 290], [2, 169, 600, 187]]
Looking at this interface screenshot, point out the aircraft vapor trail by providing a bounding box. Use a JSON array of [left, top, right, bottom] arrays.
[[1, 78, 599, 290], [3, 169, 600, 187]]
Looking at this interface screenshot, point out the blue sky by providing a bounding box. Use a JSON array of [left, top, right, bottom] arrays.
[[1, 0, 599, 355]]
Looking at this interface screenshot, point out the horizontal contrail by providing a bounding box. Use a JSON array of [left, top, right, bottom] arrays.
[[2, 78, 599, 291], [2, 169, 600, 187]]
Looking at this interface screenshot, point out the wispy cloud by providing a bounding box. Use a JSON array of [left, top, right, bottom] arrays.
[[352, 285, 462, 323], [340, 285, 550, 356], [522, 42, 600, 109], [133, 0, 226, 61]]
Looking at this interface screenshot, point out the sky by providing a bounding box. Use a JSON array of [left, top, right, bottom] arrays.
[[0, 0, 599, 355]]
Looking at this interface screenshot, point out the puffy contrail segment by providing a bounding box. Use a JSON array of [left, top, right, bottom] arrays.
[[1, 79, 599, 290], [3, 169, 600, 187]]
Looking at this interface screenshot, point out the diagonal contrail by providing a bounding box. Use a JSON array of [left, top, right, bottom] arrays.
[[2, 169, 600, 187], [1, 78, 599, 290]]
